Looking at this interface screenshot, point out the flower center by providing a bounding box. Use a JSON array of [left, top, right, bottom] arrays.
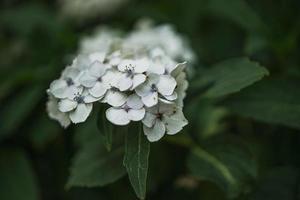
[[74, 95, 85, 104], [123, 105, 131, 112], [126, 69, 135, 78], [156, 113, 163, 120], [97, 77, 102, 82], [150, 84, 157, 92], [66, 78, 74, 86]]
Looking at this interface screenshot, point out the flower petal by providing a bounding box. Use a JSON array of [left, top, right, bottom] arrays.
[[89, 61, 107, 77], [118, 74, 133, 91], [80, 71, 97, 87], [134, 58, 149, 73], [69, 103, 93, 123], [89, 52, 106, 63], [158, 102, 177, 115], [49, 80, 68, 98], [164, 108, 188, 135], [157, 75, 177, 96], [106, 107, 130, 125], [58, 99, 77, 112], [132, 74, 146, 89], [127, 94, 144, 109], [164, 92, 178, 101], [142, 92, 158, 107], [66, 86, 83, 100], [147, 60, 165, 75], [102, 70, 120, 88], [143, 120, 165, 142], [62, 67, 80, 80], [74, 54, 90, 70], [47, 98, 71, 128], [103, 90, 127, 107], [84, 94, 101, 103], [128, 108, 145, 121], [142, 112, 156, 128], [89, 82, 108, 98], [171, 62, 187, 77], [164, 116, 187, 135], [135, 82, 152, 97]]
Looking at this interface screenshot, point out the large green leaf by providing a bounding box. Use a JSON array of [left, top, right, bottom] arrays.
[[187, 143, 257, 198], [28, 114, 61, 150], [200, 0, 265, 32], [0, 148, 39, 200], [67, 115, 126, 188], [0, 86, 44, 140], [124, 123, 150, 200], [197, 57, 269, 98], [97, 105, 114, 151], [223, 78, 300, 130], [251, 167, 300, 200]]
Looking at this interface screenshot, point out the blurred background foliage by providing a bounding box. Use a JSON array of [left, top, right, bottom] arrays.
[[0, 0, 300, 199]]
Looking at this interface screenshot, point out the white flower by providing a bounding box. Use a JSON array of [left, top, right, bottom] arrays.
[[79, 27, 121, 55], [142, 103, 188, 142], [106, 94, 145, 125], [73, 53, 106, 71], [117, 58, 149, 91], [49, 67, 83, 99], [58, 90, 99, 124], [123, 19, 196, 63], [79, 61, 112, 98], [47, 95, 71, 128], [135, 74, 177, 107]]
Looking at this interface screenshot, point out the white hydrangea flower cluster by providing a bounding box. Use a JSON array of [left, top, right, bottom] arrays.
[[47, 21, 192, 142]]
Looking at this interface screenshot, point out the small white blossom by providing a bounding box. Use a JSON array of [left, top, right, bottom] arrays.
[[106, 94, 145, 125], [79, 61, 112, 98], [135, 74, 177, 107], [117, 58, 149, 91], [58, 90, 99, 124], [79, 28, 121, 55], [123, 19, 196, 63], [142, 103, 188, 142], [49, 67, 83, 100], [73, 53, 106, 71]]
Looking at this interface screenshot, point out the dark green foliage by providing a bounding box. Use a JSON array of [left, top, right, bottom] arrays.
[[0, 0, 300, 199], [124, 123, 150, 199], [0, 148, 39, 200]]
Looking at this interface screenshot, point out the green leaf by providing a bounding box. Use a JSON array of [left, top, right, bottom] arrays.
[[251, 167, 300, 200], [124, 123, 150, 200], [0, 148, 39, 200], [97, 105, 114, 151], [187, 143, 257, 198], [67, 116, 126, 188], [28, 114, 61, 150], [223, 78, 300, 130], [0, 86, 44, 140], [200, 57, 269, 98], [200, 0, 265, 32]]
